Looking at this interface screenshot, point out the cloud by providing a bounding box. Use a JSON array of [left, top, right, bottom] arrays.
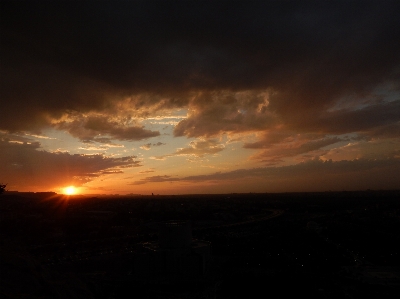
[[130, 175, 179, 185], [0, 139, 141, 190], [140, 144, 152, 150], [154, 139, 224, 159], [249, 136, 343, 163], [78, 142, 125, 151], [1, 1, 399, 141], [322, 139, 400, 162], [140, 142, 166, 150], [131, 158, 400, 191], [56, 114, 160, 142], [309, 100, 400, 135], [138, 169, 155, 174], [365, 122, 400, 140], [173, 90, 276, 137], [243, 130, 293, 149], [154, 142, 166, 146]]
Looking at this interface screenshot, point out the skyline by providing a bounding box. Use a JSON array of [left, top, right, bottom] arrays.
[[1, 1, 399, 194]]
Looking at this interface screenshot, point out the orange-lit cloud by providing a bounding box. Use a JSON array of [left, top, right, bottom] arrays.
[[0, 139, 141, 191], [153, 139, 225, 160], [56, 114, 160, 142]]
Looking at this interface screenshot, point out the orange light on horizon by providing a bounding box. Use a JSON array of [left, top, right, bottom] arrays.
[[63, 186, 77, 195]]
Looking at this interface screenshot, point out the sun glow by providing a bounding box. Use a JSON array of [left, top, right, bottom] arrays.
[[63, 186, 77, 195]]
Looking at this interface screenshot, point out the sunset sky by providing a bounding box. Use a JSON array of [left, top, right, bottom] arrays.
[[1, 1, 399, 194]]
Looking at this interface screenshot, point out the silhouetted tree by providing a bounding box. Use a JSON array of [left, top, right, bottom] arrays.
[[0, 183, 7, 194]]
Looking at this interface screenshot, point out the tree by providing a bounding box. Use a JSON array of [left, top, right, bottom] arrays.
[[0, 183, 7, 194]]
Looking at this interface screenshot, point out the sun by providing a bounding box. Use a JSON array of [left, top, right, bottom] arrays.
[[63, 186, 77, 195]]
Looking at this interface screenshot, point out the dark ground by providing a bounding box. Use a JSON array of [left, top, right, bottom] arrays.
[[1, 190, 399, 298]]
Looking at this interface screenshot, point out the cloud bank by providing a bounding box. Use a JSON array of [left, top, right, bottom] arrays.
[[132, 158, 400, 192], [0, 138, 141, 190], [1, 1, 399, 139]]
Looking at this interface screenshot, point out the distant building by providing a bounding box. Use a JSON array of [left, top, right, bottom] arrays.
[[133, 221, 211, 280]]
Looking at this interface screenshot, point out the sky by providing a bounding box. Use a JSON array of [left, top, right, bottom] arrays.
[[1, 1, 399, 195]]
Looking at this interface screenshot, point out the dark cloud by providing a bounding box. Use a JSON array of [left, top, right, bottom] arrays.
[[130, 175, 179, 185], [154, 142, 166, 146], [173, 90, 275, 137], [364, 122, 400, 140], [302, 100, 400, 135], [243, 130, 294, 149], [56, 115, 159, 142], [1, 1, 399, 139], [250, 137, 343, 162], [140, 142, 166, 150], [0, 139, 141, 190], [132, 158, 400, 191]]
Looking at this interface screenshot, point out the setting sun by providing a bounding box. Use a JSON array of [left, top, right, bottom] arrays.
[[63, 186, 77, 195]]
